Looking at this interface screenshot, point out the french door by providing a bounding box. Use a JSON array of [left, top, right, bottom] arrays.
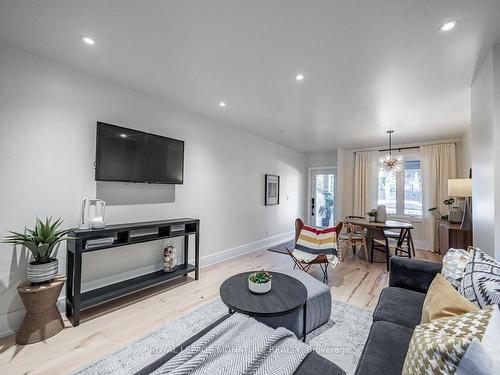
[[309, 168, 336, 227]]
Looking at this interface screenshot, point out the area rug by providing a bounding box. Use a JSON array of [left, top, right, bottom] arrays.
[[267, 239, 294, 254], [74, 298, 372, 375]]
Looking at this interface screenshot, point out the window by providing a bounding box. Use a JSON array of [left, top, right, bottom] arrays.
[[377, 157, 422, 219]]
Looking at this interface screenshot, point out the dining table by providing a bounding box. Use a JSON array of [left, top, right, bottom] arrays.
[[344, 218, 415, 270]]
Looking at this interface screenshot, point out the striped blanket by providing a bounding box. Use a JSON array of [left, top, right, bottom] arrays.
[[151, 313, 312, 375], [293, 225, 338, 265]]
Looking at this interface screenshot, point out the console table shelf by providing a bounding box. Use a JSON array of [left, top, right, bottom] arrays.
[[66, 218, 200, 326]]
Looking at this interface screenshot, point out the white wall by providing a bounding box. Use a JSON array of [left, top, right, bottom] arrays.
[[461, 127, 472, 178], [470, 45, 496, 258], [0, 44, 307, 336], [306, 151, 337, 168]]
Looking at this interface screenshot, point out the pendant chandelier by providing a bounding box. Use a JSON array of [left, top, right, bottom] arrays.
[[379, 130, 404, 172]]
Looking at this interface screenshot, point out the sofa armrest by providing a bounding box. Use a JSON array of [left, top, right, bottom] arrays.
[[389, 256, 442, 293]]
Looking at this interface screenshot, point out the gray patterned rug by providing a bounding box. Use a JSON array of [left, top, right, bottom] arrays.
[[74, 298, 372, 375]]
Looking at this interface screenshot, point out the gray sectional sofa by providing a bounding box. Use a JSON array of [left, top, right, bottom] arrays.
[[355, 256, 442, 375]]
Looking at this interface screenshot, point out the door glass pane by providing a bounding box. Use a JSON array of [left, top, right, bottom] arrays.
[[404, 160, 422, 216], [378, 170, 397, 214], [314, 173, 335, 227]]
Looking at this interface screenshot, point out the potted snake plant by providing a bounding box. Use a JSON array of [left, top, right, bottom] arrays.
[[3, 217, 74, 283]]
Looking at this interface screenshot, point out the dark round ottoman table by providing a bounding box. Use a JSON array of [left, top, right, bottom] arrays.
[[220, 271, 308, 341]]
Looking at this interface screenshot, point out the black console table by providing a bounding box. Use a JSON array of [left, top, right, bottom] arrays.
[[66, 218, 199, 326]]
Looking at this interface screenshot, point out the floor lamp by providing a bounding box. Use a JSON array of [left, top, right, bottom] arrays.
[[448, 178, 472, 230]]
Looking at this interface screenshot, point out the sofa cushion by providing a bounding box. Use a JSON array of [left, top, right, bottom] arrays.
[[421, 273, 478, 324], [373, 287, 425, 329], [355, 321, 414, 375]]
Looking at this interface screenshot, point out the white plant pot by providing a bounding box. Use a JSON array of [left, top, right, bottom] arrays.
[[248, 279, 272, 294], [368, 216, 375, 222], [27, 258, 58, 283]]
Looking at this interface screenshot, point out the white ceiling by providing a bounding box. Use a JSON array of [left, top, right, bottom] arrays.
[[1, 1, 500, 152]]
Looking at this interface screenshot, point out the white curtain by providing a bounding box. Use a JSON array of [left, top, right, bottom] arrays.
[[353, 151, 379, 217], [421, 143, 456, 251]]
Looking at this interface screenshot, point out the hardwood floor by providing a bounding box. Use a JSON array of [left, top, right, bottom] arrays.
[[0, 248, 441, 375]]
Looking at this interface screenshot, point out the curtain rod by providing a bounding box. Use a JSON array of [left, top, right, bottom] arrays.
[[353, 140, 457, 153]]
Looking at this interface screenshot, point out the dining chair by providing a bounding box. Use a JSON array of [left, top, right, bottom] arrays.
[[338, 222, 369, 265], [384, 220, 415, 257]]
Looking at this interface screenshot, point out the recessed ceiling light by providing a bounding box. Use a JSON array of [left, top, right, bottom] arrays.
[[81, 36, 95, 45], [218, 101, 226, 108], [120, 133, 127, 138], [440, 21, 457, 32], [295, 74, 304, 81]]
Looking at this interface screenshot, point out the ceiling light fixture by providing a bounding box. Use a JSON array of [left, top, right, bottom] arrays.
[[379, 130, 404, 173], [218, 101, 226, 108], [120, 133, 127, 138], [81, 36, 95, 45], [295, 74, 304, 81], [440, 21, 457, 32]]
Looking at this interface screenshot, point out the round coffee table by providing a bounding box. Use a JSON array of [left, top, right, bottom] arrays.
[[220, 271, 308, 341]]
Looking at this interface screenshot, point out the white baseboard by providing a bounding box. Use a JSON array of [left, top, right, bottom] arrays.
[[0, 231, 293, 339], [195, 231, 294, 268]]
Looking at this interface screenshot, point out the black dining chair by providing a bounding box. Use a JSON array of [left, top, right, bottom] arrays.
[[384, 220, 415, 257]]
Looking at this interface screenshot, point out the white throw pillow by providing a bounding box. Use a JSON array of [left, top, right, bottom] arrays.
[[442, 248, 471, 288]]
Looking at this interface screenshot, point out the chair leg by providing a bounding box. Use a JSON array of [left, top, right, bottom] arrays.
[[320, 263, 328, 283], [370, 239, 375, 263], [384, 237, 390, 272], [362, 238, 369, 266]]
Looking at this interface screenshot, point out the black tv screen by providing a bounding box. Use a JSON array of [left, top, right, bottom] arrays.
[[95, 122, 184, 184]]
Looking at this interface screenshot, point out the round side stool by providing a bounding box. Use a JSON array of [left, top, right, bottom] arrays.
[[16, 275, 66, 345]]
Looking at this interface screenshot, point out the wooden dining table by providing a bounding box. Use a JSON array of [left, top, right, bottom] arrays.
[[344, 218, 415, 270]]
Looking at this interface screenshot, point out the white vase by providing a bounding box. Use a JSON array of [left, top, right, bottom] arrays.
[[248, 279, 272, 294], [27, 258, 58, 283], [376, 205, 388, 222]]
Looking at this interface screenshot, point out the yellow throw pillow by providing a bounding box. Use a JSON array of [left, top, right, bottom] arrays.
[[421, 273, 478, 324]]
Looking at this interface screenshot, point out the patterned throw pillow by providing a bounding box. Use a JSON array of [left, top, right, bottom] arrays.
[[458, 247, 500, 308], [442, 248, 471, 288], [293, 225, 337, 264], [402, 307, 494, 375]]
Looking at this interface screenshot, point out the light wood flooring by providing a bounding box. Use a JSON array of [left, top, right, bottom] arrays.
[[0, 247, 441, 375]]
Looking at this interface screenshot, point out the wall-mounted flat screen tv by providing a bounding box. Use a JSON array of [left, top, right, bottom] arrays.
[[95, 122, 184, 184]]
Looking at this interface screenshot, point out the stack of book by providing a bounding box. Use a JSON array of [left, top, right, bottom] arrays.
[[85, 237, 115, 249]]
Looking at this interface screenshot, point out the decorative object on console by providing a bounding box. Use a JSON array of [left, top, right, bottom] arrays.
[[163, 243, 177, 273], [448, 178, 472, 230], [79, 197, 107, 229], [367, 209, 377, 222], [265, 174, 280, 205], [248, 270, 272, 294], [459, 247, 500, 309], [3, 217, 73, 283], [375, 204, 387, 222]]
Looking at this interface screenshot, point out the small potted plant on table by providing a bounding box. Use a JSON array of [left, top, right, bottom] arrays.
[[367, 209, 377, 222], [248, 270, 272, 294]]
